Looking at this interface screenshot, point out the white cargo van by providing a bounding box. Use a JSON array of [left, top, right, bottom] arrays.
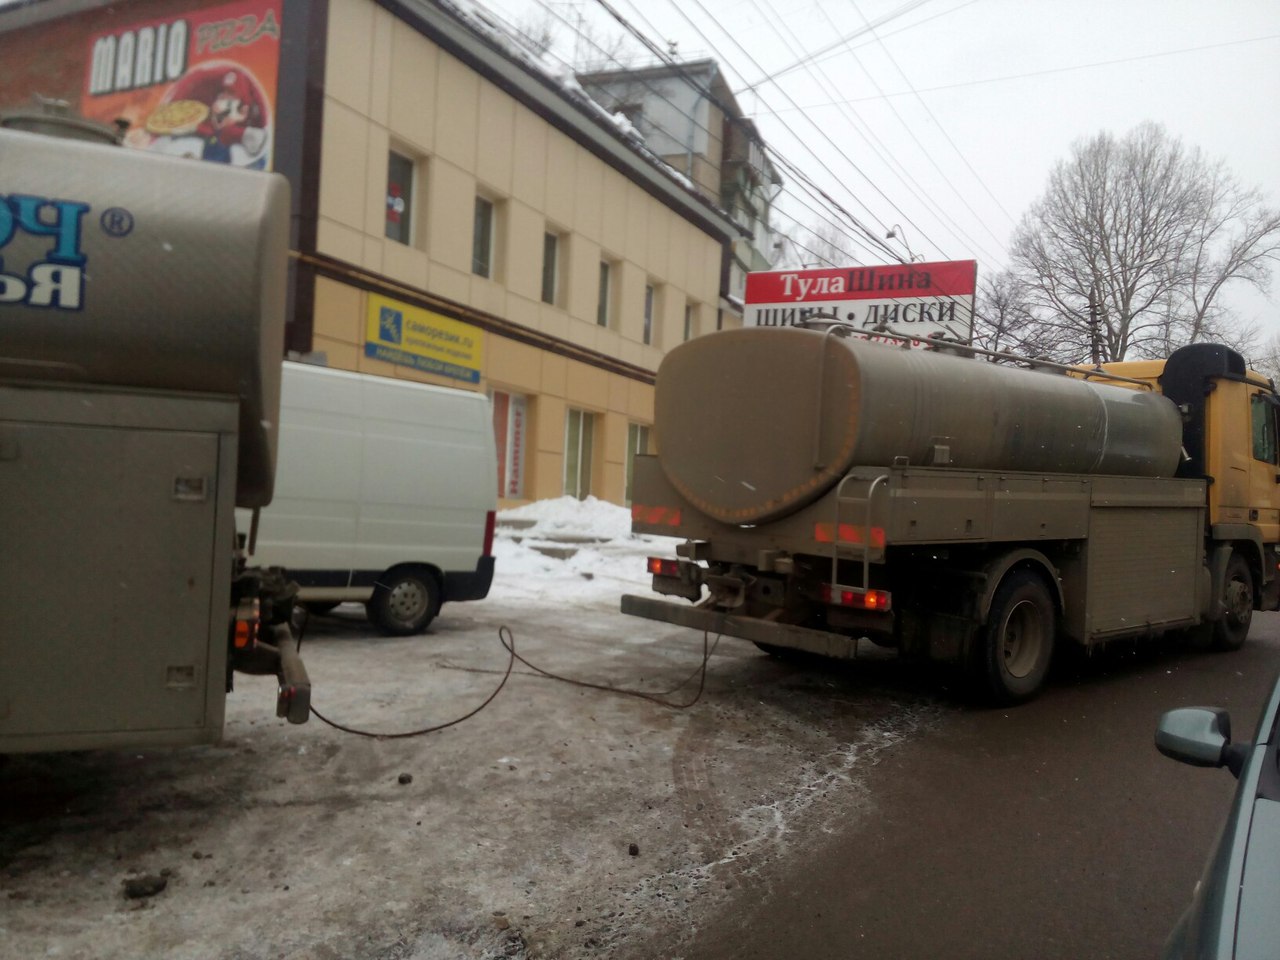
[[241, 361, 497, 635]]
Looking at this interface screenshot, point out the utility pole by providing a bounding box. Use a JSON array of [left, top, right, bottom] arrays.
[[1088, 283, 1101, 365]]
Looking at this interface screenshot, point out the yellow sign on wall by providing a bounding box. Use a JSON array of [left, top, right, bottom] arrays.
[[364, 293, 483, 383]]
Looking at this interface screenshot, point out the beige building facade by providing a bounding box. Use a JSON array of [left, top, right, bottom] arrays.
[[311, 0, 731, 505]]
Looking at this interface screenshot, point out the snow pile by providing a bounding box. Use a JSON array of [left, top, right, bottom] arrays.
[[498, 493, 634, 540], [491, 496, 678, 606]]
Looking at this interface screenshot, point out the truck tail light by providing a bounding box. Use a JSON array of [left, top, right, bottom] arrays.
[[821, 583, 892, 612], [483, 510, 496, 556], [233, 599, 261, 649], [648, 557, 681, 577]]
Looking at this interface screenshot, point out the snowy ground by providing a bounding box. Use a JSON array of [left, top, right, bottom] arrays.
[[0, 498, 940, 960]]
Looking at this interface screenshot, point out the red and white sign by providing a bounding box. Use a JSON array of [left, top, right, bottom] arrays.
[[492, 390, 527, 499], [744, 260, 977, 346]]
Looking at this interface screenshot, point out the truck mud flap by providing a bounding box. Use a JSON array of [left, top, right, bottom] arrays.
[[621, 594, 863, 660]]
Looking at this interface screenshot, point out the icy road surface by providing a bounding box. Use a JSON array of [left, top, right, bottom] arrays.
[[0, 497, 938, 960]]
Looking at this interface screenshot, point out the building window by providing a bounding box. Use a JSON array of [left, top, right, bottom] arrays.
[[473, 196, 495, 278], [684, 301, 696, 341], [625, 422, 651, 506], [564, 408, 596, 500], [597, 260, 612, 327], [542, 231, 560, 305], [643, 283, 655, 345], [492, 389, 529, 499], [386, 151, 415, 244]]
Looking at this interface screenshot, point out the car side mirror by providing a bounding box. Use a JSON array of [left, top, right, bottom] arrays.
[[1156, 707, 1249, 778], [1156, 707, 1235, 770]]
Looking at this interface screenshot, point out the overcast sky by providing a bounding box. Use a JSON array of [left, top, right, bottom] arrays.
[[479, 0, 1280, 340]]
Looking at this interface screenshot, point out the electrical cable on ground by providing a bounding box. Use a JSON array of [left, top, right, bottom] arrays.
[[303, 618, 723, 739]]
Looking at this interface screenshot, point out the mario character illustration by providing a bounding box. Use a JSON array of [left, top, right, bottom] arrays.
[[143, 64, 270, 168]]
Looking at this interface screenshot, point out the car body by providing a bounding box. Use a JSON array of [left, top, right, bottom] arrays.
[[1156, 672, 1280, 959]]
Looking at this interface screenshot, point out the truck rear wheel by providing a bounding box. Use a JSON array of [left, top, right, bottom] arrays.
[[368, 568, 439, 636], [1212, 554, 1253, 652], [975, 570, 1056, 705]]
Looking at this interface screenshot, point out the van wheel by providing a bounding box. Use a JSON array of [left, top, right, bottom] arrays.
[[974, 570, 1056, 705], [368, 570, 439, 636], [1212, 554, 1253, 651]]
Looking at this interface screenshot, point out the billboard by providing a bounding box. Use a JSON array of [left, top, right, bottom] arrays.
[[365, 293, 484, 384], [80, 0, 282, 170], [744, 260, 977, 347]]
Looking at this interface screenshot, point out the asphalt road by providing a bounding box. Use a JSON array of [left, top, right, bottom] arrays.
[[681, 615, 1280, 960]]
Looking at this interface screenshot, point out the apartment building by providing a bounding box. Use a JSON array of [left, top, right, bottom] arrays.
[[0, 0, 742, 506], [578, 59, 783, 323]]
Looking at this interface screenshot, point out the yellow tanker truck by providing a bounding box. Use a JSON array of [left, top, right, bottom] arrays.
[[622, 322, 1280, 703]]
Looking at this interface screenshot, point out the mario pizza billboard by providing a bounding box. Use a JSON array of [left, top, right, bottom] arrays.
[[744, 260, 977, 347], [81, 0, 281, 169]]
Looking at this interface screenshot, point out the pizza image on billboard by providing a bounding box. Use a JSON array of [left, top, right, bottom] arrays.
[[143, 98, 209, 135]]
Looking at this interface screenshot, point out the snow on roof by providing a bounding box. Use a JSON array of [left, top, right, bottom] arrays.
[[436, 0, 700, 196]]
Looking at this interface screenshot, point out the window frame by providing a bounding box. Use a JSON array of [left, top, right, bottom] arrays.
[[473, 195, 495, 278], [541, 231, 560, 306], [597, 259, 612, 327], [564, 407, 596, 499], [625, 422, 651, 506], [385, 150, 416, 246]]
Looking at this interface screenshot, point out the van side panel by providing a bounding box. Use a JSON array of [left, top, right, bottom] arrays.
[[253, 366, 362, 581], [354, 374, 496, 577]]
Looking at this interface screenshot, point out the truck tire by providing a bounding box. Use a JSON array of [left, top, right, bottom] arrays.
[[975, 570, 1056, 705], [1212, 553, 1253, 652], [367, 568, 439, 636]]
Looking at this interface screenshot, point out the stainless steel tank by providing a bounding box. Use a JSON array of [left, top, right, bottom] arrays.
[[0, 127, 290, 507], [655, 327, 1184, 524]]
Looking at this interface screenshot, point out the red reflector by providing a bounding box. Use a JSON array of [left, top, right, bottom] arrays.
[[814, 523, 886, 547], [648, 557, 680, 577], [482, 510, 496, 556], [821, 584, 892, 612], [234, 619, 255, 649], [633, 504, 683, 527]]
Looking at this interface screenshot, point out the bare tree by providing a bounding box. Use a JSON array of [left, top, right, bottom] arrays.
[[1010, 122, 1279, 362], [971, 269, 1062, 357]]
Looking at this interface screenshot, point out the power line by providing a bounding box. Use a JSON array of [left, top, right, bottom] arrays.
[[739, 0, 1008, 264], [760, 33, 1280, 112]]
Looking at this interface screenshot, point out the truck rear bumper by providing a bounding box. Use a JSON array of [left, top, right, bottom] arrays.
[[621, 594, 865, 659]]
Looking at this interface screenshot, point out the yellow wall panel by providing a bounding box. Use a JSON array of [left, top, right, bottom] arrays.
[[426, 161, 474, 273], [312, 336, 361, 371], [487, 337, 542, 392], [316, 217, 366, 265], [541, 352, 567, 398], [476, 83, 515, 194], [325, 0, 374, 113], [566, 359, 608, 409], [368, 9, 392, 126], [319, 100, 369, 230], [389, 22, 436, 151], [434, 54, 478, 170], [511, 108, 547, 208], [536, 396, 566, 454], [312, 277, 364, 345]]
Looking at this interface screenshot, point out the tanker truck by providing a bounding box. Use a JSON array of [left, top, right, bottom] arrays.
[[622, 321, 1280, 703], [0, 116, 310, 752]]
